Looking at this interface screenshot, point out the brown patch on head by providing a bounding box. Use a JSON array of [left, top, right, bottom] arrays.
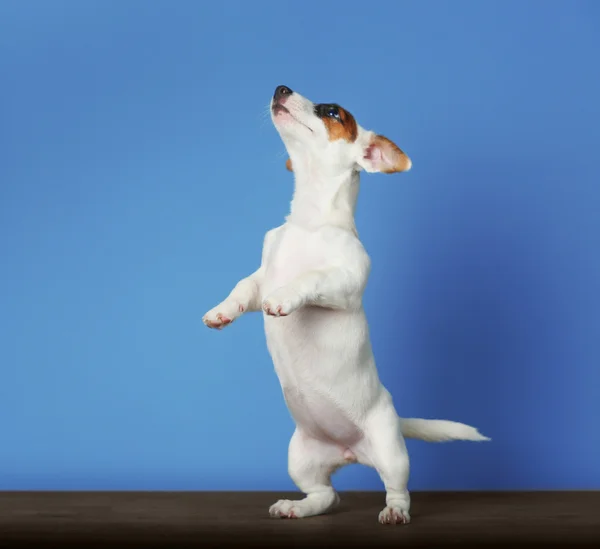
[[285, 158, 293, 171], [316, 104, 358, 143]]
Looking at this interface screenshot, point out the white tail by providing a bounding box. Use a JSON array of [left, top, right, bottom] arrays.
[[399, 418, 491, 443]]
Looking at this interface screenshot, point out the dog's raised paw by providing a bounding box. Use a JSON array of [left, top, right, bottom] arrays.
[[378, 506, 410, 525], [202, 301, 242, 329], [262, 288, 303, 317], [262, 301, 289, 317], [202, 312, 232, 329]]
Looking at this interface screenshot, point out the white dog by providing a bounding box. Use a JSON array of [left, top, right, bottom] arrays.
[[203, 86, 489, 525]]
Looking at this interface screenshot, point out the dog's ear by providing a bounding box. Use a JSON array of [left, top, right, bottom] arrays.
[[357, 133, 411, 174], [286, 158, 293, 172]]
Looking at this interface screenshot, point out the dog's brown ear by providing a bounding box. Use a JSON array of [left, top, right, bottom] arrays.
[[286, 158, 293, 172], [359, 134, 411, 174]]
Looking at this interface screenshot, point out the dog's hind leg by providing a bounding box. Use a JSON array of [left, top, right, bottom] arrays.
[[355, 402, 412, 525], [269, 428, 349, 519]]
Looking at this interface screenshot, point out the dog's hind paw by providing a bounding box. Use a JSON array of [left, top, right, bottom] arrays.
[[378, 506, 410, 525]]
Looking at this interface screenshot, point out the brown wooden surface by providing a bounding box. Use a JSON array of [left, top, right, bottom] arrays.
[[0, 491, 599, 547]]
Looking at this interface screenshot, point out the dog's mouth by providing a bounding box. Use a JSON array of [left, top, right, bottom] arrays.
[[272, 103, 289, 115], [272, 103, 313, 133]]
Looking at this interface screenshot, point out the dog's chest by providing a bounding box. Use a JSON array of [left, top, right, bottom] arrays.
[[262, 226, 327, 295]]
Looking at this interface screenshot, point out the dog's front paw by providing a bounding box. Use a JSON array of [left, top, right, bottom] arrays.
[[262, 288, 304, 317], [202, 300, 244, 329]]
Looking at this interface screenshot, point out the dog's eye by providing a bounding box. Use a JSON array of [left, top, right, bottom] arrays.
[[327, 106, 340, 120]]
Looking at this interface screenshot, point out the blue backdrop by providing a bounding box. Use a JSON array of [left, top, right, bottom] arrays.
[[1, 0, 598, 491]]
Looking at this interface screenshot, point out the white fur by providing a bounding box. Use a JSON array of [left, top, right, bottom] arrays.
[[203, 88, 489, 524]]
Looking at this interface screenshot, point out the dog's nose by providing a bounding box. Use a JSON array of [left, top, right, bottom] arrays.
[[274, 85, 293, 101]]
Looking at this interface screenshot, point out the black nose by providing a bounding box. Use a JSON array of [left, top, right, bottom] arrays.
[[274, 85, 293, 101]]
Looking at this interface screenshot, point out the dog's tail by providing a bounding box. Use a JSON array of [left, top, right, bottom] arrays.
[[399, 418, 490, 443]]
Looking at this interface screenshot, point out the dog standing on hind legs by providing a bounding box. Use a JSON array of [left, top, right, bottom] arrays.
[[203, 85, 490, 525]]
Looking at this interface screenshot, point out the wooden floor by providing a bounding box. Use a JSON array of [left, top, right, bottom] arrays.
[[0, 491, 599, 548]]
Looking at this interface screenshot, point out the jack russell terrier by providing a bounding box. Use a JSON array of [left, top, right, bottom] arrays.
[[203, 85, 490, 525]]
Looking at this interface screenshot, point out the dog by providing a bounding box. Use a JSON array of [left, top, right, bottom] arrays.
[[203, 85, 490, 525]]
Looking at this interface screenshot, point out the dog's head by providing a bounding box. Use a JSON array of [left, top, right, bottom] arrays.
[[271, 85, 411, 176]]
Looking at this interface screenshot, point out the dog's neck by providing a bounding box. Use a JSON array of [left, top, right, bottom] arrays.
[[286, 159, 360, 235]]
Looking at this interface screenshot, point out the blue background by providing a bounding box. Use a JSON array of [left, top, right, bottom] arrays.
[[1, 0, 599, 491]]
